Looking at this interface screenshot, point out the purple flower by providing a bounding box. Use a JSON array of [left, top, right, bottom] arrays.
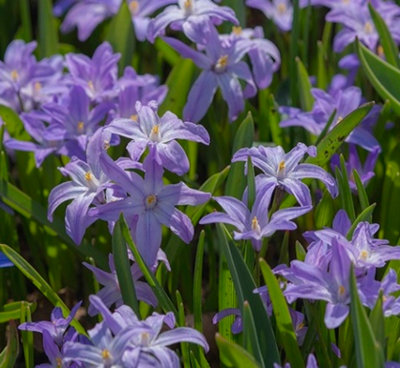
[[284, 239, 352, 329], [200, 184, 311, 250], [164, 26, 256, 122], [42, 85, 112, 159], [90, 152, 211, 266], [0, 252, 13, 268], [59, 0, 121, 41], [19, 303, 82, 346], [331, 145, 380, 191], [64, 295, 209, 367], [148, 0, 238, 43], [246, 0, 294, 32], [127, 0, 176, 41], [280, 86, 380, 152], [106, 101, 210, 175], [65, 42, 120, 102], [221, 26, 281, 89], [212, 308, 242, 334], [232, 143, 337, 206], [47, 130, 112, 244], [84, 254, 157, 315]]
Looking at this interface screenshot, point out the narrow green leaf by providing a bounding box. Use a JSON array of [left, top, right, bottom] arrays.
[[20, 302, 33, 368], [289, 0, 300, 105], [215, 333, 261, 368], [176, 290, 190, 368], [353, 170, 370, 212], [159, 59, 195, 115], [346, 203, 376, 239], [0, 105, 29, 139], [316, 41, 328, 90], [338, 155, 356, 221], [295, 241, 306, 261], [368, 3, 399, 67], [112, 217, 139, 314], [120, 217, 178, 317], [314, 109, 336, 146], [350, 268, 385, 368], [369, 292, 385, 351], [19, 0, 32, 42], [217, 225, 280, 367], [356, 40, 400, 116], [0, 301, 35, 323], [242, 301, 265, 367], [225, 112, 255, 199], [0, 244, 86, 335], [314, 190, 335, 229], [296, 57, 314, 111], [193, 230, 205, 332], [307, 102, 374, 167], [154, 38, 180, 65], [38, 0, 58, 58], [247, 157, 256, 209], [0, 322, 19, 368], [105, 1, 135, 70], [259, 259, 304, 368]]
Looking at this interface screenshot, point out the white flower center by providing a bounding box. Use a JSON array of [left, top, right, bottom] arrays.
[[214, 55, 229, 73], [129, 0, 139, 15], [145, 194, 157, 209], [150, 125, 161, 142]]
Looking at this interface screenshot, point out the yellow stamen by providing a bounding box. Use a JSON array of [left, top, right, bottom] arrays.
[[85, 172, 92, 181], [377, 45, 384, 57], [103, 140, 110, 150], [141, 332, 150, 345], [129, 0, 139, 14], [77, 121, 84, 133], [130, 114, 138, 122], [88, 80, 94, 91], [232, 26, 242, 35], [277, 3, 287, 14], [364, 21, 373, 34], [56, 357, 62, 367], [278, 160, 285, 172], [338, 285, 346, 296], [251, 216, 259, 231], [337, 116, 344, 123], [101, 349, 111, 360], [215, 55, 229, 72], [146, 194, 157, 208], [296, 322, 305, 331], [11, 70, 19, 81], [360, 250, 369, 260], [184, 0, 192, 9], [34, 81, 42, 91], [152, 125, 159, 135]]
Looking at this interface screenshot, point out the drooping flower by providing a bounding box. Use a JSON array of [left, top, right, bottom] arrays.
[[106, 101, 210, 175], [148, 0, 238, 43], [90, 151, 211, 266], [232, 142, 337, 206], [164, 25, 256, 122]]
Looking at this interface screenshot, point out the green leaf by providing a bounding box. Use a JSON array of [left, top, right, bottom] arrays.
[[289, 0, 300, 105], [353, 170, 370, 212], [350, 268, 385, 368], [105, 1, 135, 70], [368, 3, 399, 68], [0, 301, 35, 323], [356, 40, 400, 116], [0, 244, 86, 335], [296, 57, 314, 111], [20, 302, 33, 368], [0, 105, 29, 139], [120, 217, 178, 317], [225, 112, 255, 199], [159, 59, 195, 115], [346, 203, 376, 240], [112, 217, 139, 314], [193, 231, 205, 332], [259, 259, 304, 368], [247, 157, 256, 209], [215, 333, 261, 368], [369, 292, 385, 351], [242, 301, 265, 366], [217, 225, 280, 367], [19, 0, 32, 42], [307, 102, 374, 167], [0, 322, 19, 368], [295, 241, 306, 261], [38, 0, 58, 58], [336, 155, 356, 222], [186, 165, 230, 225]]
